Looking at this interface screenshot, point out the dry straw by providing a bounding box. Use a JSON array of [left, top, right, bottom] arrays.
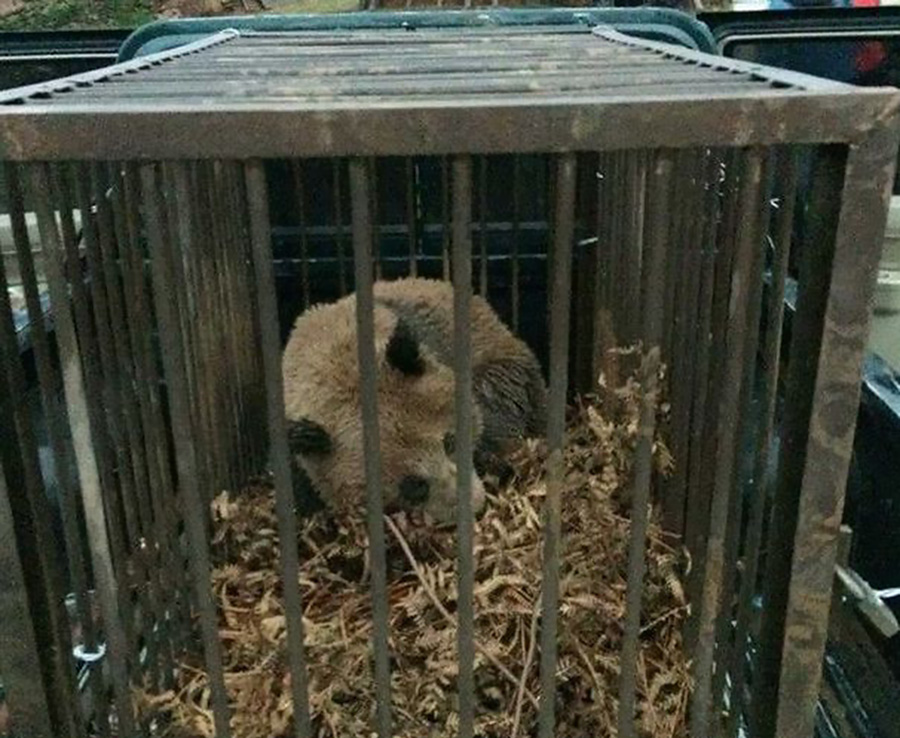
[[138, 359, 690, 737]]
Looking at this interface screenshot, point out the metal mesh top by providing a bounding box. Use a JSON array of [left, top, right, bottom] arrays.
[[0, 25, 849, 109]]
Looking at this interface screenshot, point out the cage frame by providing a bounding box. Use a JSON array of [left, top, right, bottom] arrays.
[[0, 19, 897, 738]]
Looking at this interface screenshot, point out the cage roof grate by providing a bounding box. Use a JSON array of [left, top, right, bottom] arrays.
[[0, 26, 852, 108]]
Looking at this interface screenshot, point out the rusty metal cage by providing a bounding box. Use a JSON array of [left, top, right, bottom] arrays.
[[0, 16, 898, 738]]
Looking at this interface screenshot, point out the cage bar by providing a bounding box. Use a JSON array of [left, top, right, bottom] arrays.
[[349, 157, 393, 738], [246, 159, 313, 738], [451, 153, 476, 738], [617, 149, 672, 738], [537, 152, 576, 738]]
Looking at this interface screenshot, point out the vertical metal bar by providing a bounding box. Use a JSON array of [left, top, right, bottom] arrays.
[[727, 150, 798, 738], [754, 148, 846, 738], [771, 126, 898, 738], [0, 461, 55, 738], [6, 161, 111, 735], [0, 264, 82, 738], [689, 148, 766, 738], [120, 162, 189, 656], [537, 153, 576, 738], [210, 162, 247, 492], [681, 150, 723, 557], [91, 167, 165, 678], [245, 160, 313, 738], [406, 157, 418, 277], [30, 162, 136, 738], [711, 151, 772, 721], [608, 152, 624, 338], [617, 150, 673, 738], [349, 157, 392, 738], [451, 155, 476, 738], [108, 160, 184, 670], [188, 162, 227, 503], [75, 163, 146, 561], [685, 149, 739, 654], [55, 165, 136, 663], [140, 162, 231, 738], [621, 150, 645, 345], [663, 150, 705, 536], [592, 152, 613, 388], [219, 163, 253, 475], [291, 160, 311, 309]]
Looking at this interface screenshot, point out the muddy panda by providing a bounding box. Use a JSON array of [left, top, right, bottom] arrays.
[[282, 277, 547, 523]]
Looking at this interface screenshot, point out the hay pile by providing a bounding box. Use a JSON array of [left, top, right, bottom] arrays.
[[140, 365, 690, 738]]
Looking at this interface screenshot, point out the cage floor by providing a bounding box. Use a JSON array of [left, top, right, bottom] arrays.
[[135, 369, 689, 738]]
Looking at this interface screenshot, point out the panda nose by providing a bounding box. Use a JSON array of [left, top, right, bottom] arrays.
[[399, 475, 430, 506]]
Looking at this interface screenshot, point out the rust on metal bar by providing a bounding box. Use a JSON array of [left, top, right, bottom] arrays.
[[452, 154, 476, 738], [771, 115, 900, 738], [617, 150, 673, 738], [349, 157, 393, 738], [245, 159, 314, 738], [140, 161, 232, 738], [537, 152, 576, 738]]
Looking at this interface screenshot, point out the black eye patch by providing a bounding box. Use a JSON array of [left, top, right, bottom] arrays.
[[398, 475, 430, 506]]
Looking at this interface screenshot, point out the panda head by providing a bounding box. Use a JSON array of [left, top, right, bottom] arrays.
[[286, 310, 487, 525]]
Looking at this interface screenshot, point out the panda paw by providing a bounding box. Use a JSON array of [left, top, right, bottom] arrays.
[[291, 461, 326, 516]]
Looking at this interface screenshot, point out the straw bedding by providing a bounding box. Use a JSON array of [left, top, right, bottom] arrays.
[[138, 356, 690, 737]]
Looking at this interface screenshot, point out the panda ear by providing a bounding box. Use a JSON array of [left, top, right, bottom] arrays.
[[287, 418, 333, 456], [385, 318, 426, 377]]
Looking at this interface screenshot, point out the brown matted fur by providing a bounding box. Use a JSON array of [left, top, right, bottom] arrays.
[[282, 278, 547, 523]]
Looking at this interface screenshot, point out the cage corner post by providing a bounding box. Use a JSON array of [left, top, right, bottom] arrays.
[[767, 105, 900, 738]]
